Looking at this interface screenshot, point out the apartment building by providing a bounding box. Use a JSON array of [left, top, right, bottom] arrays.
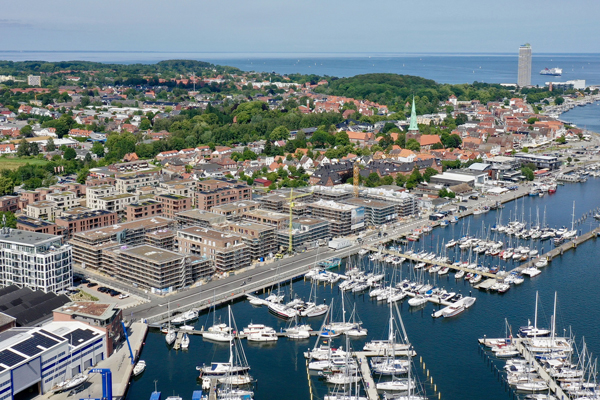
[[0, 228, 72, 293], [55, 209, 117, 238], [69, 216, 174, 272], [160, 179, 196, 197], [16, 216, 61, 235], [115, 172, 160, 193], [361, 187, 418, 218], [145, 229, 176, 250], [45, 191, 80, 211], [177, 227, 250, 272], [26, 200, 58, 220], [211, 200, 260, 221], [196, 179, 251, 211], [276, 217, 330, 251], [0, 195, 18, 213], [224, 221, 276, 260], [175, 209, 227, 228], [102, 245, 212, 293], [86, 185, 117, 209], [156, 194, 191, 219], [95, 193, 139, 213], [125, 199, 163, 221], [307, 199, 365, 237], [344, 198, 398, 226], [242, 209, 289, 230]]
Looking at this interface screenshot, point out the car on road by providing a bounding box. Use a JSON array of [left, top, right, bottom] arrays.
[[109, 290, 121, 297], [118, 293, 130, 299], [80, 278, 90, 284], [240, 281, 246, 286], [87, 282, 98, 288]]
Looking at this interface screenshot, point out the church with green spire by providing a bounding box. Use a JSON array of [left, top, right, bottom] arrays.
[[407, 97, 420, 139]]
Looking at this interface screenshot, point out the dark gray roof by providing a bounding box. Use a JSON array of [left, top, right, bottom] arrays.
[[0, 286, 70, 327]]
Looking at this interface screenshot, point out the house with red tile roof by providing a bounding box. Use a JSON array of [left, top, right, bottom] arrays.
[[418, 135, 442, 150]]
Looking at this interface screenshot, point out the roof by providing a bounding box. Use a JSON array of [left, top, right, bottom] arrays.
[[0, 286, 70, 327], [0, 229, 63, 247], [468, 163, 491, 171], [54, 302, 118, 321], [117, 245, 183, 263]]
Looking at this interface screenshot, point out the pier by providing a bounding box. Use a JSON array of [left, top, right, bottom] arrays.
[[354, 352, 379, 400]]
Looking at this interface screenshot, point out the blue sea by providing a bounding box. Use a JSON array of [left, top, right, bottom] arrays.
[[1, 51, 600, 86]]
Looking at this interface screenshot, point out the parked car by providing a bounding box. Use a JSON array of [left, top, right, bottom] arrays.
[[87, 282, 98, 288], [118, 293, 129, 299]]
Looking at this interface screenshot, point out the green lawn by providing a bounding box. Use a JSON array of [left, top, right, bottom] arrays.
[[0, 157, 49, 170]]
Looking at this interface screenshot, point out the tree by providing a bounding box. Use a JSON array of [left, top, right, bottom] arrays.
[[29, 142, 40, 156], [83, 152, 93, 164], [431, 142, 444, 150], [566, 156, 572, 164], [527, 117, 539, 125], [366, 172, 380, 187], [406, 166, 423, 189], [520, 166, 534, 181], [335, 132, 350, 147], [91, 141, 105, 157], [423, 167, 439, 182], [63, 147, 77, 160], [0, 212, 16, 228], [77, 168, 89, 184], [263, 140, 272, 156], [270, 126, 290, 141], [20, 125, 33, 137], [438, 188, 455, 198], [0, 177, 15, 195], [46, 137, 56, 152], [555, 96, 565, 105], [405, 138, 420, 152], [556, 136, 566, 144], [17, 139, 29, 157], [139, 118, 152, 130], [395, 174, 406, 187], [381, 175, 394, 185], [455, 113, 468, 126]]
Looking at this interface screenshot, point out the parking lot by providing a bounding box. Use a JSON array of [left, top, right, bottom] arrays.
[[73, 276, 147, 309]]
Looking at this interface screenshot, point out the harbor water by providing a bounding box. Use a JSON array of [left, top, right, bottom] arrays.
[[124, 178, 600, 400]]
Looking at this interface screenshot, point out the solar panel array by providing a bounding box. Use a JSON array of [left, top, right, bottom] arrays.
[[12, 333, 59, 357], [62, 328, 99, 344], [39, 329, 64, 342], [0, 349, 26, 367]]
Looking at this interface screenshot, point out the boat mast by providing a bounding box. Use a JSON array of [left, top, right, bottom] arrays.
[[534, 291, 538, 332], [571, 201, 576, 231]]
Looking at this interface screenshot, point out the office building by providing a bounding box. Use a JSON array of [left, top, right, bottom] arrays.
[[514, 153, 561, 170], [361, 188, 418, 218], [0, 286, 71, 327], [518, 43, 532, 87], [0, 229, 72, 294], [177, 227, 250, 272]]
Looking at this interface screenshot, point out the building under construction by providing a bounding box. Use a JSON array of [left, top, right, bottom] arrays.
[[224, 221, 277, 260], [307, 199, 364, 237], [276, 217, 330, 251], [361, 187, 419, 219], [343, 198, 398, 226]]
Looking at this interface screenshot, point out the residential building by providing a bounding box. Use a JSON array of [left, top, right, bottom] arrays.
[[343, 198, 398, 226], [45, 191, 80, 212], [55, 209, 117, 238], [86, 185, 117, 209], [115, 172, 160, 193], [27, 75, 41, 86], [156, 194, 191, 219], [224, 221, 277, 260], [125, 199, 163, 221], [242, 209, 289, 230], [144, 229, 176, 250], [211, 200, 261, 221], [0, 322, 107, 398], [0, 229, 72, 293], [53, 302, 123, 355], [175, 209, 227, 227], [16, 216, 61, 235], [69, 216, 174, 272], [276, 217, 330, 251], [102, 245, 212, 293], [514, 152, 561, 170], [0, 195, 19, 212], [307, 199, 365, 237], [25, 200, 57, 220], [177, 227, 250, 272], [361, 187, 418, 218], [95, 193, 139, 213], [518, 43, 532, 87], [196, 180, 251, 211]]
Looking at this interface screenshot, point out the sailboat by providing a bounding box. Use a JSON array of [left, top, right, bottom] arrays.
[[324, 295, 360, 333], [518, 292, 551, 338], [371, 303, 408, 376], [285, 315, 312, 339], [344, 305, 368, 337], [165, 302, 176, 346], [181, 334, 190, 350], [197, 306, 251, 378], [300, 274, 329, 317], [204, 291, 234, 342]]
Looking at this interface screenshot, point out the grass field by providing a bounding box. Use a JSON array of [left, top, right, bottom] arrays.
[[0, 158, 49, 170]]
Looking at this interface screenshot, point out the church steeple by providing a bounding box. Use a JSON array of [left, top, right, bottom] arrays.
[[408, 96, 418, 133]]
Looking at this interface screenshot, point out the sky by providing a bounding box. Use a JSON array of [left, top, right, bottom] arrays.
[[2, 0, 600, 55]]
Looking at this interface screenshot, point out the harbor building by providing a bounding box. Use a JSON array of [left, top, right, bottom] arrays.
[[242, 209, 289, 230], [177, 227, 250, 272], [0, 286, 70, 328], [276, 217, 330, 251], [0, 229, 72, 294], [102, 245, 212, 293], [307, 199, 364, 237], [211, 200, 261, 221], [224, 221, 277, 261], [0, 322, 107, 398], [514, 153, 561, 170], [53, 302, 123, 355], [69, 216, 174, 271], [343, 198, 397, 226], [518, 43, 532, 87], [55, 209, 117, 239]]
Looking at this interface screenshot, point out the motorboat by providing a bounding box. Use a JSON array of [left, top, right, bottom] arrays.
[[407, 295, 428, 307], [442, 304, 465, 318], [247, 331, 278, 342], [241, 323, 275, 336], [133, 360, 146, 376], [376, 378, 415, 391], [345, 327, 368, 337], [267, 302, 298, 319], [171, 309, 199, 325]]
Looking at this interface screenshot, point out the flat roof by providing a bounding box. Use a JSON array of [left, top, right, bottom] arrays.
[[211, 200, 260, 212], [293, 217, 328, 226], [243, 209, 289, 220], [514, 152, 558, 161], [16, 216, 56, 228], [57, 209, 115, 221], [100, 193, 137, 201], [73, 216, 172, 239], [179, 226, 244, 241], [310, 199, 356, 211], [156, 193, 189, 200], [431, 173, 475, 183], [54, 301, 118, 321], [344, 198, 393, 209], [227, 221, 274, 233], [118, 244, 183, 263], [176, 209, 225, 222], [0, 229, 62, 246]]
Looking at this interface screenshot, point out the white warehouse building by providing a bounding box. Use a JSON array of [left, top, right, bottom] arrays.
[[0, 321, 106, 399], [0, 229, 73, 294]]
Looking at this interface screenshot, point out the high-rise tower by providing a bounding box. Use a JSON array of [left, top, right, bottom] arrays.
[[518, 43, 532, 87]]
